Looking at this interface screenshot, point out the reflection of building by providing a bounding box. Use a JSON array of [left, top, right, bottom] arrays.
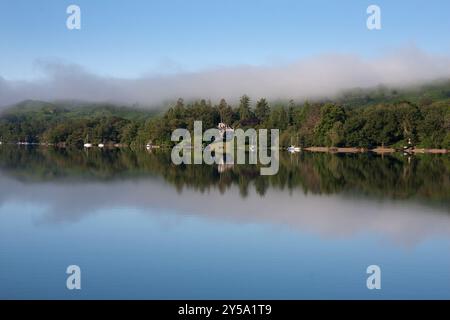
[[218, 163, 234, 173], [216, 154, 234, 173]]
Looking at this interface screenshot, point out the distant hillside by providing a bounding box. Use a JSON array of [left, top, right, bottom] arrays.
[[335, 79, 450, 108], [0, 100, 161, 120]]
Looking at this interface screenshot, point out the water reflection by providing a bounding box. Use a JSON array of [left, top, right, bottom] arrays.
[[0, 146, 449, 246], [1, 146, 449, 202]]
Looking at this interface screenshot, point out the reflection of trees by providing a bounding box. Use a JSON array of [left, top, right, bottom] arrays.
[[0, 146, 449, 206]]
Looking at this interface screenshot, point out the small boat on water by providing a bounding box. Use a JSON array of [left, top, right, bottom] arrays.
[[146, 140, 158, 150], [287, 135, 301, 153], [287, 145, 301, 153], [83, 134, 92, 148], [249, 135, 257, 152], [98, 137, 105, 148]]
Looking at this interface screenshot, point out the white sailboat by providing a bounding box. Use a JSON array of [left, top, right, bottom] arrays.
[[83, 134, 92, 148], [287, 136, 300, 153], [249, 135, 256, 152]]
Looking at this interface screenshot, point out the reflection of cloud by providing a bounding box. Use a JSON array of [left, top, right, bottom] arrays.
[[1, 46, 450, 107], [1, 174, 449, 248]]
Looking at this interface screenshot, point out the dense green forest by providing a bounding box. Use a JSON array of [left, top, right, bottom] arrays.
[[0, 80, 449, 148]]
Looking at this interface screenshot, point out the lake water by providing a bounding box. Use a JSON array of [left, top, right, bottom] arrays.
[[0, 146, 449, 299]]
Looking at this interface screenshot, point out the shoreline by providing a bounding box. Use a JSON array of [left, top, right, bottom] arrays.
[[303, 146, 448, 154], [0, 143, 448, 154]]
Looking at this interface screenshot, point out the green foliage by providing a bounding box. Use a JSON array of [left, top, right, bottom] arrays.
[[237, 94, 257, 126], [0, 80, 449, 149], [217, 99, 234, 125], [314, 104, 347, 146], [336, 80, 450, 108], [254, 98, 270, 126], [0, 100, 156, 146]]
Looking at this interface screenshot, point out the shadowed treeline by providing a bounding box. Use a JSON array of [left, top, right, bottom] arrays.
[[0, 146, 448, 208]]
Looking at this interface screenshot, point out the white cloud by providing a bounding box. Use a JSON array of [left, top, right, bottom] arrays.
[[1, 46, 450, 107]]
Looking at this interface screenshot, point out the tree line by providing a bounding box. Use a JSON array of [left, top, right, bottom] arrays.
[[0, 91, 449, 149]]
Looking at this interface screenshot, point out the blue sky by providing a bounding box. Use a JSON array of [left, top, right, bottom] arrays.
[[1, 0, 450, 80]]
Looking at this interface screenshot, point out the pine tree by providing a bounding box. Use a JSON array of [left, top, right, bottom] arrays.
[[255, 98, 270, 125], [218, 98, 233, 125], [239, 95, 251, 121]]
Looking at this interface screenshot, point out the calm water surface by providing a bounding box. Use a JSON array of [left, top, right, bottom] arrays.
[[0, 146, 449, 299]]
